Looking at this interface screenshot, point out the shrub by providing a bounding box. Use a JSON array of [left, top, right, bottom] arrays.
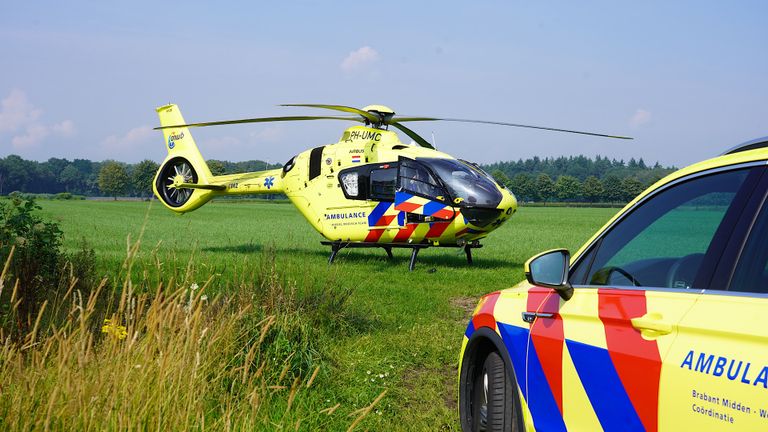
[[0, 195, 63, 323]]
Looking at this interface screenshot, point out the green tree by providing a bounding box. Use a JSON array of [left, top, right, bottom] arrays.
[[509, 173, 536, 202], [555, 175, 582, 201], [621, 177, 645, 202], [208, 160, 226, 176], [45, 157, 70, 179], [2, 155, 32, 193], [131, 159, 160, 197], [536, 173, 555, 203], [98, 161, 129, 199], [59, 164, 84, 193], [582, 175, 605, 202], [602, 175, 624, 202], [490, 169, 510, 187]]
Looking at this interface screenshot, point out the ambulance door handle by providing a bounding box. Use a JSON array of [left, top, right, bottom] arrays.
[[522, 312, 554, 324], [631, 313, 673, 337]]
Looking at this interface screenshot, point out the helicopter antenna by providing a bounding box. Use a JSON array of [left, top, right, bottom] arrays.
[[431, 131, 437, 149]]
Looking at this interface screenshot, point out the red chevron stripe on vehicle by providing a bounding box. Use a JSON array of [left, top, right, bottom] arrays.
[[395, 201, 421, 213], [425, 221, 451, 238], [598, 288, 662, 432], [527, 287, 565, 414], [364, 229, 385, 242], [394, 191, 454, 220], [471, 292, 500, 331], [393, 223, 418, 242]]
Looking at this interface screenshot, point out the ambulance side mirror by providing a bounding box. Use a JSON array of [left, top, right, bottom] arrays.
[[525, 249, 573, 301]]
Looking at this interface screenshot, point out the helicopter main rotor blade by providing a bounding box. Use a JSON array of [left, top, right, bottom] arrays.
[[393, 117, 633, 140], [390, 122, 434, 149], [154, 115, 363, 130], [281, 104, 381, 124]]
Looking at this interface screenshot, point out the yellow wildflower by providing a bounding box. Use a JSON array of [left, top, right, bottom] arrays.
[[101, 318, 127, 340]]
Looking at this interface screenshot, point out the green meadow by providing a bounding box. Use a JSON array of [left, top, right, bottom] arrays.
[[33, 200, 616, 430]]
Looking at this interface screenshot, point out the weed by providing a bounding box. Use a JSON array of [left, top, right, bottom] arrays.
[[0, 231, 384, 430]]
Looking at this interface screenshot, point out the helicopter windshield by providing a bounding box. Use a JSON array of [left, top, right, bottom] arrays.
[[417, 158, 502, 207]]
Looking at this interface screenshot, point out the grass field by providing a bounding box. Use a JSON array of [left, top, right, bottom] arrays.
[[36, 200, 617, 430]]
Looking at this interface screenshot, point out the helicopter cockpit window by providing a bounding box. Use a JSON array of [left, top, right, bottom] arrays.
[[370, 168, 397, 201], [417, 158, 502, 207], [340, 171, 359, 197], [399, 160, 447, 201]]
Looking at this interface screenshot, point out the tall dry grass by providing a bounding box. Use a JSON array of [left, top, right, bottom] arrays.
[[0, 237, 383, 431]]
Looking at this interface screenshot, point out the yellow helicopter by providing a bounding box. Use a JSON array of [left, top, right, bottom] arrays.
[[152, 104, 630, 270]]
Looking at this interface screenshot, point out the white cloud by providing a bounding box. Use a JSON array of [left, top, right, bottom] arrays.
[[249, 125, 283, 142], [629, 109, 652, 128], [0, 89, 42, 132], [0, 89, 75, 150], [101, 125, 154, 147], [52, 120, 76, 136], [97, 125, 160, 162], [340, 46, 380, 73], [12, 124, 49, 149]]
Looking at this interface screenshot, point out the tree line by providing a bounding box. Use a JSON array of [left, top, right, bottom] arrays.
[[0, 153, 674, 202], [481, 155, 676, 203], [0, 155, 278, 198]]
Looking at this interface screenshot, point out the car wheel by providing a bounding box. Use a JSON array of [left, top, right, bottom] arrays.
[[471, 351, 518, 432]]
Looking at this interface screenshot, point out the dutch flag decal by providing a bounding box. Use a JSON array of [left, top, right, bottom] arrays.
[[352, 155, 361, 163]]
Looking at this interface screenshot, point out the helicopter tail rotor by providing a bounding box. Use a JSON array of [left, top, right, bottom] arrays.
[[155, 157, 200, 208], [152, 104, 216, 212]]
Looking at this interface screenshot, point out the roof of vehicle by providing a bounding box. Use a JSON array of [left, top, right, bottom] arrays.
[[722, 136, 768, 156]]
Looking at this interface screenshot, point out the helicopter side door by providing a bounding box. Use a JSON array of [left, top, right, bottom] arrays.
[[336, 162, 406, 242], [395, 157, 455, 223]]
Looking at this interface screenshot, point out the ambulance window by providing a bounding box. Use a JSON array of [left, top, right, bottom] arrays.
[[572, 169, 750, 288], [339, 167, 367, 200], [370, 168, 397, 201], [730, 201, 768, 294]]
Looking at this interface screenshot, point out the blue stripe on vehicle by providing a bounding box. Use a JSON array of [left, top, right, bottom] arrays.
[[464, 320, 475, 339], [565, 339, 644, 431], [394, 191, 411, 206], [397, 211, 405, 226], [423, 200, 445, 216], [498, 322, 566, 432], [368, 201, 390, 226]]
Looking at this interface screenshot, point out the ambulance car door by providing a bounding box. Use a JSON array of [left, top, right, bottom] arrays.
[[662, 167, 768, 431], [523, 166, 761, 431]]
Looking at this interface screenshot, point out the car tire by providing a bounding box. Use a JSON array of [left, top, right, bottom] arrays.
[[470, 351, 519, 432]]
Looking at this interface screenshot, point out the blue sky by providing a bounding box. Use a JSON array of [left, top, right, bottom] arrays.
[[1, 1, 766, 167]]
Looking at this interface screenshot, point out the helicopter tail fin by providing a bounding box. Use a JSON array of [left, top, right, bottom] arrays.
[[152, 104, 216, 213]]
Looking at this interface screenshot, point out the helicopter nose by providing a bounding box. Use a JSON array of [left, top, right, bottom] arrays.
[[498, 188, 518, 220], [460, 207, 504, 227], [460, 188, 518, 228]]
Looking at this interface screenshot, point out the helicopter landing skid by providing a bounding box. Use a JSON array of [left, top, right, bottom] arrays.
[[321, 241, 482, 271]]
